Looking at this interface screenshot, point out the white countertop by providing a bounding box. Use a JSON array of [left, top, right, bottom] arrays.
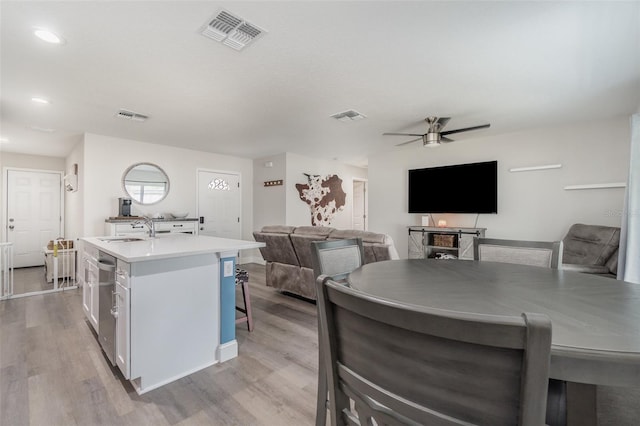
[[81, 234, 264, 262]]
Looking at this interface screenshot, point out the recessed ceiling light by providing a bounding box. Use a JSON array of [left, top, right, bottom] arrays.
[[34, 28, 63, 44], [31, 97, 50, 104]]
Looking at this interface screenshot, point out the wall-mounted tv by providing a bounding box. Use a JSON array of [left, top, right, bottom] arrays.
[[408, 161, 498, 214]]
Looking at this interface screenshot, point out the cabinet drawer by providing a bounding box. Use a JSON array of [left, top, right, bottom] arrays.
[[114, 223, 147, 235], [155, 221, 196, 233]]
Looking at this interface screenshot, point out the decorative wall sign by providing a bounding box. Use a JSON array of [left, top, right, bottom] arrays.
[[264, 180, 283, 187], [295, 173, 346, 226]]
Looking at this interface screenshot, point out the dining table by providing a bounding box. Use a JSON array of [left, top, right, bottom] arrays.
[[347, 259, 640, 426]]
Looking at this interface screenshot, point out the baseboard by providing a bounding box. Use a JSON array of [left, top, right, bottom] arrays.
[[217, 340, 238, 362]]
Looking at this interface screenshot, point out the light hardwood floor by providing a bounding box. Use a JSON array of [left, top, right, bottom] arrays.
[[1, 263, 318, 426], [12, 267, 52, 295], [2, 263, 639, 425]]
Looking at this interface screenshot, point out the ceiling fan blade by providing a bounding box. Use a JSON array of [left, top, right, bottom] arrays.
[[441, 124, 490, 136], [435, 117, 451, 128], [383, 132, 424, 137], [395, 137, 422, 146], [440, 136, 454, 143]]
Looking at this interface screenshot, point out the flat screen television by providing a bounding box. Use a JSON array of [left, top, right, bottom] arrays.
[[408, 161, 498, 214]]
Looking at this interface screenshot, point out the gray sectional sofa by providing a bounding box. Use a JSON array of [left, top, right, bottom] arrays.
[[253, 225, 399, 300]]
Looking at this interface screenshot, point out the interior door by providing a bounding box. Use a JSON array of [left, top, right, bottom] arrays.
[[197, 171, 241, 239], [352, 180, 368, 231], [6, 170, 62, 268]]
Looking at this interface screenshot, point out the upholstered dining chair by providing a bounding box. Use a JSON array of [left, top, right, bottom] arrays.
[[474, 237, 563, 269], [311, 238, 365, 426], [316, 274, 553, 426]]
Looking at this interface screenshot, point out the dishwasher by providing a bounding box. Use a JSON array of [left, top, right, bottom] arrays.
[[97, 252, 117, 365]]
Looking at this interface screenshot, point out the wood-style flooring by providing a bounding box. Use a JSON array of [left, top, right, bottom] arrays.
[[1, 263, 318, 426], [12, 267, 52, 295], [1, 263, 639, 425]]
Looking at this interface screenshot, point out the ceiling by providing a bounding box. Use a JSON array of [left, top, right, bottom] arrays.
[[1, 1, 639, 168]]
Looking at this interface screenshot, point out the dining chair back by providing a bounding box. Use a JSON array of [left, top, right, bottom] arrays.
[[316, 274, 552, 426], [311, 238, 365, 282], [474, 237, 562, 269], [311, 238, 365, 426]]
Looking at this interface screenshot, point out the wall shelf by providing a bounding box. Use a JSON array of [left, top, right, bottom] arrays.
[[564, 182, 626, 191], [509, 164, 562, 173]]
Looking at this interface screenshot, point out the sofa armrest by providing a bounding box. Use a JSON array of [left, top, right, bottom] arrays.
[[561, 263, 611, 275]]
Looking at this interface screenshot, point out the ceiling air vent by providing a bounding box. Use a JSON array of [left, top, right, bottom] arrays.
[[200, 9, 265, 51], [116, 109, 149, 122], [330, 110, 367, 122]]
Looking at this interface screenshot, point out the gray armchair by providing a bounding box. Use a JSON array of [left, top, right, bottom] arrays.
[[561, 224, 620, 278]]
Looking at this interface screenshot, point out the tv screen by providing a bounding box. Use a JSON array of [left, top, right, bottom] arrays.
[[408, 161, 498, 214]]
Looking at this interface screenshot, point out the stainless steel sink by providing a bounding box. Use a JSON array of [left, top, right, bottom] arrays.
[[98, 236, 146, 243]]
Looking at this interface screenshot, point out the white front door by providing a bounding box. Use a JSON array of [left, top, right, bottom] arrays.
[[197, 170, 241, 239], [6, 170, 62, 268]]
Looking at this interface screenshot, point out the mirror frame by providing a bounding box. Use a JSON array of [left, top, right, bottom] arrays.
[[122, 162, 170, 205]]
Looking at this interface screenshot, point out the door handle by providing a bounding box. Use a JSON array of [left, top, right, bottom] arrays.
[[8, 225, 14, 230]]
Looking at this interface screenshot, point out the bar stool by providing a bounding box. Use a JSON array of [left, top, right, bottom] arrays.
[[235, 267, 254, 332]]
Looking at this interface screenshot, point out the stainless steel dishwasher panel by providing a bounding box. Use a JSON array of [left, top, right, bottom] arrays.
[[97, 252, 117, 365]]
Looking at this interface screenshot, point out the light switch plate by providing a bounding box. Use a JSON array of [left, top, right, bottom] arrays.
[[223, 260, 234, 277]]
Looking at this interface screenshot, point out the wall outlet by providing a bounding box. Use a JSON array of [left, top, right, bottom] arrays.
[[223, 260, 234, 277]]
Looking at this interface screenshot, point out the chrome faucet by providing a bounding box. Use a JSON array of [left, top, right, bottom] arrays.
[[134, 217, 156, 238]]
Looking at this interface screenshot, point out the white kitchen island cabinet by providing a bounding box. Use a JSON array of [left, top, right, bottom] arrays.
[[81, 234, 264, 394]]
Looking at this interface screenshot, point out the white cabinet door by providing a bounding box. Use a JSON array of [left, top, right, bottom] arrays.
[[82, 257, 91, 316], [115, 260, 130, 378], [87, 261, 99, 331], [82, 246, 100, 332]]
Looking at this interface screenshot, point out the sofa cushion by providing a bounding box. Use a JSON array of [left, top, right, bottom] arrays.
[[605, 248, 619, 275], [261, 225, 297, 234], [291, 226, 334, 269], [562, 224, 620, 267], [253, 229, 299, 266], [328, 229, 389, 244], [328, 229, 399, 263], [293, 226, 334, 237]]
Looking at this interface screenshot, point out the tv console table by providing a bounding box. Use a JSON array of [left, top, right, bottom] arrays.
[[408, 226, 486, 259]]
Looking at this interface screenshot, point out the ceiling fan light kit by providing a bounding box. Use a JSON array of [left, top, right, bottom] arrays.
[[424, 133, 441, 147], [384, 116, 490, 148]]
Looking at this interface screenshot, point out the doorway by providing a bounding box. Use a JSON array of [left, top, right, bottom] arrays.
[[196, 170, 241, 239], [5, 168, 62, 267], [352, 179, 368, 231], [3, 168, 73, 298]]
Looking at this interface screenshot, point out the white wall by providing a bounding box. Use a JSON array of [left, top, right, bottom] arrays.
[[253, 153, 287, 231], [252, 152, 368, 232], [80, 133, 255, 259], [64, 140, 84, 240], [285, 152, 368, 228], [368, 116, 631, 258]]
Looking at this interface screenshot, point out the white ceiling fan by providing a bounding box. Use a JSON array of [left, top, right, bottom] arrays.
[[384, 116, 490, 147]]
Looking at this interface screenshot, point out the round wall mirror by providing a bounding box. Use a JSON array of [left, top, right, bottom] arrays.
[[122, 162, 170, 205]]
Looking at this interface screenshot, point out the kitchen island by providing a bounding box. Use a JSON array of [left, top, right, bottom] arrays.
[[81, 234, 264, 394]]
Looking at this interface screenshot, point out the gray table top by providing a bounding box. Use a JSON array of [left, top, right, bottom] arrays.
[[348, 259, 640, 386]]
